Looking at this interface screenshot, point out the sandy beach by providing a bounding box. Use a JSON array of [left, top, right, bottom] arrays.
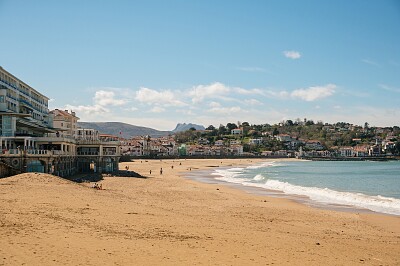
[[1, 158, 399, 265]]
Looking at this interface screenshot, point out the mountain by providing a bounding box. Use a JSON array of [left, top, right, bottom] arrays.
[[172, 123, 205, 132], [78, 122, 171, 138]]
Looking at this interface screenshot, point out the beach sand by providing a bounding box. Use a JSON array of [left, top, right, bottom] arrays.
[[0, 158, 399, 265]]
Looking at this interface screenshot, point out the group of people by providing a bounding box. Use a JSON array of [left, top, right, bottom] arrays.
[[93, 183, 103, 190]]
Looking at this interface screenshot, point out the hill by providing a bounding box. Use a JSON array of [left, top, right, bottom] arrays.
[[172, 123, 205, 132], [78, 122, 171, 138]]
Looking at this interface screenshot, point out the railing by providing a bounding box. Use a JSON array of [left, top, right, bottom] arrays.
[[26, 149, 52, 155], [1, 149, 75, 156], [2, 149, 20, 155], [75, 139, 120, 145], [103, 151, 117, 155], [77, 151, 99, 156], [0, 79, 30, 97], [34, 137, 76, 143]]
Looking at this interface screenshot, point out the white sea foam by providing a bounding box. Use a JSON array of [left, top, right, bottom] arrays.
[[244, 179, 400, 216], [253, 174, 265, 181], [212, 166, 400, 216], [211, 168, 247, 183], [246, 161, 284, 169]]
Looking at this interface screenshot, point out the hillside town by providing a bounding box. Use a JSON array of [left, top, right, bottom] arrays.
[[0, 65, 398, 178], [120, 121, 399, 159]]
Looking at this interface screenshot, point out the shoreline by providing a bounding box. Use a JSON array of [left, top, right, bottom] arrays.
[[1, 158, 399, 265], [183, 159, 400, 217]]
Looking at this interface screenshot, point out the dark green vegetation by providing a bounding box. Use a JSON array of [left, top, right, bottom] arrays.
[[174, 120, 400, 154]]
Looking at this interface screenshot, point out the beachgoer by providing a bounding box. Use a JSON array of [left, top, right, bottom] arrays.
[[160, 168, 163, 175], [150, 170, 152, 175], [171, 165, 174, 169]]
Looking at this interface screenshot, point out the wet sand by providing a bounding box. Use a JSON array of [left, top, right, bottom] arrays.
[[0, 158, 399, 265]]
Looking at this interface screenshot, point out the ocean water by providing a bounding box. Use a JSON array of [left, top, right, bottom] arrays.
[[210, 160, 400, 216]]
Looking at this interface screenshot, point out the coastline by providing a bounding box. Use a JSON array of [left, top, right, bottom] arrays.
[[1, 158, 399, 265], [185, 159, 400, 217]]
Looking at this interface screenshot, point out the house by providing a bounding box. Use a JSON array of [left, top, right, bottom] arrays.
[[339, 147, 354, 157], [248, 138, 262, 145], [231, 128, 243, 135], [230, 139, 241, 145], [229, 145, 243, 155], [214, 140, 224, 146], [275, 134, 292, 142], [261, 151, 273, 157], [276, 150, 288, 157], [197, 137, 209, 145], [369, 145, 381, 156], [353, 145, 369, 157], [305, 140, 324, 150]]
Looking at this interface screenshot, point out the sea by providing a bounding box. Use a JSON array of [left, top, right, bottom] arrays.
[[188, 160, 400, 216]]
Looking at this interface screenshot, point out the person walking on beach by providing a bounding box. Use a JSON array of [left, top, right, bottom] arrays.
[[160, 168, 163, 175], [150, 170, 152, 175]]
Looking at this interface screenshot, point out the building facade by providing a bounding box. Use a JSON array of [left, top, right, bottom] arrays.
[[0, 66, 120, 178]]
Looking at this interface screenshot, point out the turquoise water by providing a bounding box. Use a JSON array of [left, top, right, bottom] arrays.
[[211, 160, 400, 215]]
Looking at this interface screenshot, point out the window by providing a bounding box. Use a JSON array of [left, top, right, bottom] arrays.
[[1, 115, 13, 136]]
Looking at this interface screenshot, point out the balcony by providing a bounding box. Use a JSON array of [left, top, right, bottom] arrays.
[[77, 151, 99, 156]]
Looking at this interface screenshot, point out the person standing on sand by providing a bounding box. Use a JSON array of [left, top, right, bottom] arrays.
[[160, 168, 163, 175], [150, 170, 152, 175]]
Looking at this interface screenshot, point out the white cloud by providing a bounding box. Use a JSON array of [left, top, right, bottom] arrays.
[[264, 90, 289, 98], [150, 106, 166, 113], [209, 101, 221, 108], [291, 84, 336, 101], [283, 50, 301, 59], [208, 106, 243, 115], [93, 90, 127, 106], [135, 87, 186, 107], [234, 87, 265, 95], [189, 82, 230, 103], [378, 84, 400, 93], [244, 99, 263, 105], [362, 59, 381, 68], [124, 107, 138, 111], [64, 104, 109, 114]]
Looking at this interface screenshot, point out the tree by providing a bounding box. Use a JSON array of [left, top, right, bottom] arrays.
[[218, 125, 226, 135], [206, 125, 215, 130], [285, 120, 294, 126], [272, 128, 279, 136], [226, 123, 237, 131]]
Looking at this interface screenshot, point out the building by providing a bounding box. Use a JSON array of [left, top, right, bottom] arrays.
[[0, 66, 120, 177], [231, 128, 243, 135], [0, 66, 52, 138], [50, 109, 79, 138]]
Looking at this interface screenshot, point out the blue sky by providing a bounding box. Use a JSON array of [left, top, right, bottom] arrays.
[[1, 0, 399, 130]]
